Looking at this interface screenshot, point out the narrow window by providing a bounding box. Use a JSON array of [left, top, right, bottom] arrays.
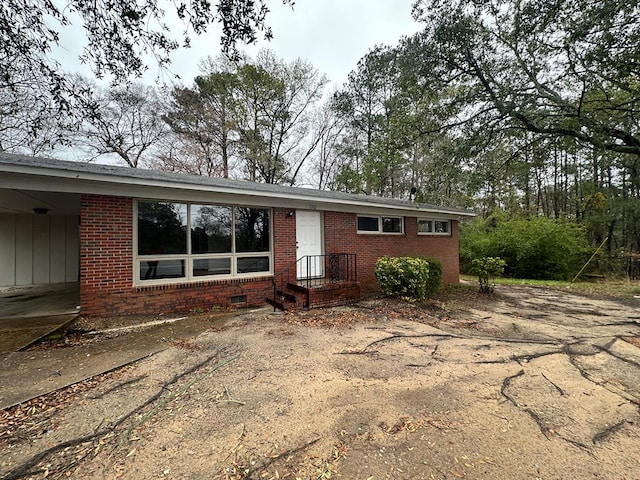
[[417, 219, 433, 234], [434, 220, 449, 234], [418, 219, 450, 236], [357, 215, 403, 234], [235, 207, 270, 253], [382, 216, 403, 233], [357, 216, 379, 232]]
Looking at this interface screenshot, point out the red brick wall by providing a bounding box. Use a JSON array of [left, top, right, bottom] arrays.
[[323, 212, 460, 293], [80, 194, 134, 315], [272, 207, 296, 273], [79, 196, 293, 317], [308, 281, 361, 309], [85, 277, 274, 317], [79, 195, 459, 317]]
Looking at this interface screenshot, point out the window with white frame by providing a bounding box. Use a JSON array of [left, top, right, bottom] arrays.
[[357, 215, 404, 234], [417, 218, 450, 235], [136, 201, 271, 283]]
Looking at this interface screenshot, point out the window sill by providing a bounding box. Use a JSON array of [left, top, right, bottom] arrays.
[[133, 274, 274, 290]]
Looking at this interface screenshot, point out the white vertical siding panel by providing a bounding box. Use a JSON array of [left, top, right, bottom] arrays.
[[65, 216, 79, 282], [0, 214, 16, 286], [33, 215, 50, 284], [49, 216, 66, 283], [15, 215, 33, 285]]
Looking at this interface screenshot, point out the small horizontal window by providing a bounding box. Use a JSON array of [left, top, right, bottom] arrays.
[[418, 219, 451, 236], [193, 257, 231, 277], [140, 259, 186, 280], [357, 216, 379, 232], [357, 215, 403, 234], [237, 256, 270, 274]]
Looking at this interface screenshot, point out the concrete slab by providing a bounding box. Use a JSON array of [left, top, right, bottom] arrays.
[[0, 282, 79, 318], [0, 313, 236, 409], [0, 314, 78, 358]]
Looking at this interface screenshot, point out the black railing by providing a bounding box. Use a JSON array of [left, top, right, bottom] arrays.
[[296, 253, 357, 288], [271, 253, 357, 309]]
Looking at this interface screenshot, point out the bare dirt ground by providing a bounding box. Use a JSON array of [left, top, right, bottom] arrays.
[[1, 285, 640, 480]]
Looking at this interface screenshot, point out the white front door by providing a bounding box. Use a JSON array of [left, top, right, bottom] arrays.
[[296, 210, 323, 279]]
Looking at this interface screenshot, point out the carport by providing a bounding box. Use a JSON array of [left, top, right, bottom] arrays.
[[0, 186, 80, 352], [0, 189, 80, 288], [0, 283, 79, 358]]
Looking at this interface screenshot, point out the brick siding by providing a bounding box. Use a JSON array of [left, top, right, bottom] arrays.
[[79, 196, 295, 317], [323, 211, 460, 293], [79, 195, 459, 317], [307, 281, 361, 309]]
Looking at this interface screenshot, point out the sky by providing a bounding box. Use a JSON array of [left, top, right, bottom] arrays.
[[54, 0, 423, 90]]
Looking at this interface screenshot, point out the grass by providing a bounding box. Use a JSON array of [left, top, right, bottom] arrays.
[[460, 274, 640, 301]]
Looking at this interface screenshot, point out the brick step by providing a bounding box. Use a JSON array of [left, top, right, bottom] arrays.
[[276, 290, 297, 303]]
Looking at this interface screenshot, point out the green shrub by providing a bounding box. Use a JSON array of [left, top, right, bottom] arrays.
[[375, 256, 438, 300], [423, 257, 443, 296], [470, 256, 506, 293], [460, 214, 589, 280]]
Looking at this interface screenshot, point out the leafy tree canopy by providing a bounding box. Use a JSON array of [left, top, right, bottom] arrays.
[[1, 0, 293, 122], [411, 0, 640, 156]]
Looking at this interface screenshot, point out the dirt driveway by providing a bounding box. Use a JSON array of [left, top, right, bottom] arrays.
[[1, 285, 640, 479]]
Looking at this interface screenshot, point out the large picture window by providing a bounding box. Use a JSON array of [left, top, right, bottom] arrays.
[[136, 201, 271, 283]]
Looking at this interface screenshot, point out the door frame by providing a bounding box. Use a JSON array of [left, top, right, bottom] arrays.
[[295, 210, 324, 280]]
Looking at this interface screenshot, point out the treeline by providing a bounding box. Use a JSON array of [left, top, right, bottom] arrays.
[[326, 0, 640, 257], [2, 0, 639, 258], [0, 51, 328, 186]]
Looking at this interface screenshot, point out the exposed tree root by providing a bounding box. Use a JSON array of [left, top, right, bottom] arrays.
[[557, 435, 592, 455], [88, 375, 147, 400], [523, 407, 552, 439], [334, 333, 458, 354], [565, 349, 640, 407], [241, 437, 321, 478], [2, 353, 236, 480], [513, 349, 565, 364], [500, 370, 556, 441], [364, 333, 458, 351], [600, 321, 640, 327], [541, 373, 566, 396], [500, 369, 525, 405], [593, 420, 627, 444], [594, 343, 640, 369]]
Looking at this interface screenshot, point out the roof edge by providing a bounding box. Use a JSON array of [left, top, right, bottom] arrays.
[[0, 153, 476, 217]]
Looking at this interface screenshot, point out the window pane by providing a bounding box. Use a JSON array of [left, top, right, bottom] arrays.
[[138, 202, 187, 255], [237, 256, 270, 273], [418, 220, 433, 233], [193, 257, 231, 277], [190, 205, 232, 254], [434, 221, 449, 233], [357, 216, 379, 232], [140, 259, 185, 280], [382, 217, 402, 233], [235, 208, 270, 253]]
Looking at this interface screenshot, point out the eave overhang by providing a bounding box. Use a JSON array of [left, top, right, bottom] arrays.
[[0, 154, 476, 219]]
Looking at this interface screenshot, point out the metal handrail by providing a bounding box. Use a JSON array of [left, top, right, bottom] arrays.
[[271, 253, 357, 309]]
